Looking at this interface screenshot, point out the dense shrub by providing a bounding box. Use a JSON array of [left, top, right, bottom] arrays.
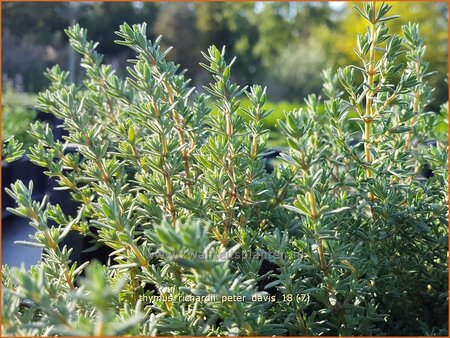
[[2, 2, 448, 336]]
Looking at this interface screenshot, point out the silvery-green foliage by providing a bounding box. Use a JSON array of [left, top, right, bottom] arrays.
[[2, 2, 447, 336], [2, 137, 25, 163]]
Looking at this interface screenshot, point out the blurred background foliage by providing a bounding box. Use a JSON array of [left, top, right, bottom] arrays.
[[2, 1, 448, 146], [1, 86, 36, 149]]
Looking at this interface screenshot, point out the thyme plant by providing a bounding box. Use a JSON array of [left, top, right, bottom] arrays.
[[2, 137, 25, 164], [2, 2, 448, 336]]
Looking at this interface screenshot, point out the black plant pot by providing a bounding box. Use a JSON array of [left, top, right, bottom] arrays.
[[2, 112, 90, 268], [2, 157, 49, 268], [2, 156, 48, 218], [263, 147, 285, 174]]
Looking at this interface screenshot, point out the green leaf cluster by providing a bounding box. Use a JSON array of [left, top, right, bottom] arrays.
[[2, 2, 447, 336]]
